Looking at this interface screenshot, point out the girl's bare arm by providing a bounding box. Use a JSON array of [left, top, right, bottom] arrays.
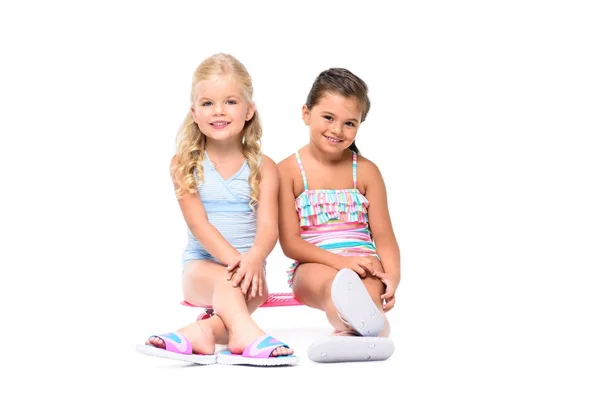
[[248, 155, 279, 260], [362, 157, 401, 280], [172, 156, 240, 266]]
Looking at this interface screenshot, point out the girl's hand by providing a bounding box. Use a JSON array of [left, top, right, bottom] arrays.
[[225, 254, 242, 279], [372, 270, 400, 311], [333, 256, 376, 278], [225, 252, 265, 300]]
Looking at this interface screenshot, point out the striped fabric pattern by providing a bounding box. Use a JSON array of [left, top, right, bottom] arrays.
[[182, 152, 257, 265], [287, 151, 379, 286]]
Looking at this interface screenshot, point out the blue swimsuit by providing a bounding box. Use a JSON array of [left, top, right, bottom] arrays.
[[182, 153, 257, 265]]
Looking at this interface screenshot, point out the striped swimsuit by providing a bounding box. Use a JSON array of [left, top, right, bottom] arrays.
[[183, 152, 257, 266], [286, 151, 379, 286]]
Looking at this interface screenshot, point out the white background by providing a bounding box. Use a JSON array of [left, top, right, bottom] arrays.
[[1, 0, 599, 398]]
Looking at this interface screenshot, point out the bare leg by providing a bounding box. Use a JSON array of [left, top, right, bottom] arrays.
[[146, 260, 266, 355], [292, 260, 390, 337], [212, 269, 294, 357]]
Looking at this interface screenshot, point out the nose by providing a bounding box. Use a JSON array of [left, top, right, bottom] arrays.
[[213, 103, 225, 116], [330, 122, 343, 136]]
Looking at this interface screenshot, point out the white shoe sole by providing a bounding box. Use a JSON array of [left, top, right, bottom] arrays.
[[135, 344, 217, 364], [308, 336, 395, 363], [331, 268, 385, 336], [217, 350, 299, 366]]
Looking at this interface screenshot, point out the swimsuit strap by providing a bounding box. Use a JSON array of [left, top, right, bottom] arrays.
[[295, 152, 309, 191], [296, 151, 356, 190], [352, 151, 357, 189]]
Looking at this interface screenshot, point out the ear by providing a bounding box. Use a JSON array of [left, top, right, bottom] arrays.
[[190, 106, 198, 124], [245, 102, 256, 121], [302, 104, 310, 126]]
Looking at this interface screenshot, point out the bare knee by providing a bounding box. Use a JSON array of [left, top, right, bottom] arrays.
[[181, 260, 224, 302], [292, 263, 336, 309], [253, 287, 269, 306], [292, 277, 320, 306]]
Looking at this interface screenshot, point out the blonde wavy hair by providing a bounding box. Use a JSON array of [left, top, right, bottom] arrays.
[[171, 53, 262, 209]]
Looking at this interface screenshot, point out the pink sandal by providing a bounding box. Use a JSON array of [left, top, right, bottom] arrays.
[[217, 335, 298, 366], [135, 332, 217, 364]]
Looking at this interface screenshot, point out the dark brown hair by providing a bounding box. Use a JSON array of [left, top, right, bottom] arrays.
[[305, 68, 370, 154]]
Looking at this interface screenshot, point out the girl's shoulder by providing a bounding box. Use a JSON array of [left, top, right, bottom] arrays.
[[258, 153, 275, 169], [256, 153, 278, 177], [355, 154, 386, 193], [276, 153, 300, 175], [356, 153, 380, 174]]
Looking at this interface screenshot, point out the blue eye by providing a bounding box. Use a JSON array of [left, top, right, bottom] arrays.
[[226, 99, 238, 105], [201, 101, 212, 107]]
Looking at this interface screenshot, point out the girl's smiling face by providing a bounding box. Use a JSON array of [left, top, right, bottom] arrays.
[[303, 92, 363, 154], [191, 74, 255, 144]]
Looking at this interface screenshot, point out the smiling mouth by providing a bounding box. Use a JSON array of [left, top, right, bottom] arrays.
[[324, 135, 343, 143], [210, 121, 230, 127]]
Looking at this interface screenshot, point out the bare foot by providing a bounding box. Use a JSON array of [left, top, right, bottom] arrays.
[[227, 324, 294, 357], [146, 319, 216, 355]]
